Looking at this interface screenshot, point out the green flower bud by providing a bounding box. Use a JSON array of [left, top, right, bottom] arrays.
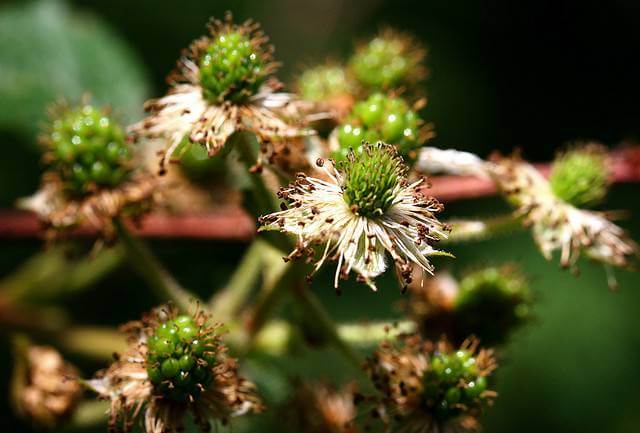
[[199, 29, 267, 103], [350, 31, 425, 90], [146, 316, 218, 402], [340, 143, 405, 218], [335, 93, 422, 160], [549, 143, 610, 208], [44, 104, 132, 196]]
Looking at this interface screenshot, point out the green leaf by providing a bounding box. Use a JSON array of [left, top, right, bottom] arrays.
[[0, 0, 150, 135]]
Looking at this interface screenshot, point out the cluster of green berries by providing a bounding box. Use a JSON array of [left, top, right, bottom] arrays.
[[336, 93, 420, 159], [452, 267, 531, 345], [146, 315, 217, 402], [47, 105, 131, 196], [199, 30, 266, 103], [341, 144, 404, 218], [350, 35, 415, 89], [422, 350, 488, 419], [549, 145, 610, 208], [297, 65, 353, 102]]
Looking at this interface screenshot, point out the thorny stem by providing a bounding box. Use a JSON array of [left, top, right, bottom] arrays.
[[114, 219, 197, 312]]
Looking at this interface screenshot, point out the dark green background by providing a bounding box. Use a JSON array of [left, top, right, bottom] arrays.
[[1, 1, 639, 432]]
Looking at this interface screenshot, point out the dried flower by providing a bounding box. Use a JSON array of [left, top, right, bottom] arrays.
[[416, 146, 637, 288], [130, 13, 310, 172], [492, 155, 637, 287], [287, 381, 359, 433], [362, 335, 497, 433], [19, 101, 156, 238], [260, 142, 451, 292], [13, 345, 82, 428], [350, 29, 426, 90], [332, 93, 432, 161], [87, 305, 261, 433]]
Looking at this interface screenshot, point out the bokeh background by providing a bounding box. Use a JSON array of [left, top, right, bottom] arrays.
[[1, 0, 640, 432]]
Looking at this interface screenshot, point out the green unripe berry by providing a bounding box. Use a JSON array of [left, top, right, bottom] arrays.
[[199, 30, 266, 103], [297, 65, 353, 102], [350, 34, 421, 89], [161, 358, 180, 378], [464, 376, 487, 399], [146, 315, 218, 402], [444, 387, 461, 405], [45, 104, 132, 196], [549, 144, 610, 208], [423, 349, 491, 420], [453, 266, 531, 345], [340, 143, 405, 218], [335, 94, 421, 160]]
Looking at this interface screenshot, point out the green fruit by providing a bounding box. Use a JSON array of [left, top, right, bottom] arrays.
[[335, 94, 421, 161], [199, 30, 267, 103], [45, 104, 132, 196], [341, 143, 404, 218], [146, 315, 218, 402], [350, 34, 420, 89], [161, 358, 180, 378]]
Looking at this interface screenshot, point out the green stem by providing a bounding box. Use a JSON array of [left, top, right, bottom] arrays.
[[444, 214, 523, 243], [231, 131, 280, 216], [246, 259, 298, 335], [293, 285, 363, 372], [209, 239, 265, 319], [114, 219, 197, 312]]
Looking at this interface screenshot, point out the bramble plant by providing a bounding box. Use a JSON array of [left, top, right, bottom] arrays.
[[3, 8, 638, 433]]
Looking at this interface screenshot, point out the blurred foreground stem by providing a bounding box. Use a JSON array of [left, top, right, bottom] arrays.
[[114, 219, 196, 312], [444, 214, 523, 243], [209, 239, 266, 319]]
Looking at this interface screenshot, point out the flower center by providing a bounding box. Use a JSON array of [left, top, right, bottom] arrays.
[[549, 145, 609, 208], [48, 105, 131, 196], [336, 93, 420, 160], [199, 30, 266, 103], [423, 350, 487, 419], [341, 144, 404, 218], [146, 315, 216, 402]]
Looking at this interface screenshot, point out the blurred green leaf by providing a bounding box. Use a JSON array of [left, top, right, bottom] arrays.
[[0, 0, 149, 135]]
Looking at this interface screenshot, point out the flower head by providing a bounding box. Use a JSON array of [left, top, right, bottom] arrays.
[[362, 335, 496, 433], [19, 101, 156, 238], [332, 93, 431, 161], [349, 29, 426, 90], [13, 345, 82, 428], [492, 154, 637, 288], [259, 142, 451, 292], [131, 12, 310, 172], [88, 305, 261, 433]]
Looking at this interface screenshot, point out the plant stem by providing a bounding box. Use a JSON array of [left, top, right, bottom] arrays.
[[293, 285, 363, 372], [444, 214, 523, 243], [209, 239, 265, 319], [246, 258, 297, 335], [114, 219, 197, 312]]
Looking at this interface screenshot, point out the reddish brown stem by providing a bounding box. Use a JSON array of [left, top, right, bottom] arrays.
[[2, 148, 639, 240]]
